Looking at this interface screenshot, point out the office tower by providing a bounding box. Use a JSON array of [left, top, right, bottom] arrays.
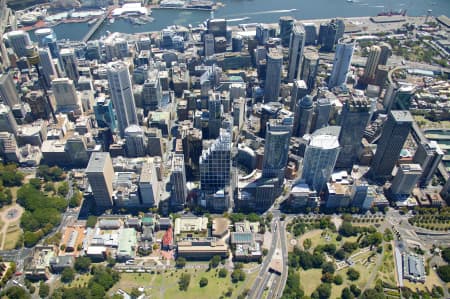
[[294, 95, 314, 137], [142, 71, 162, 113], [85, 41, 101, 60], [94, 97, 117, 131], [204, 33, 215, 57], [336, 96, 371, 168], [0, 104, 18, 134], [207, 19, 227, 37], [362, 45, 381, 82], [65, 135, 89, 166], [124, 125, 146, 157], [146, 127, 164, 157], [413, 141, 444, 187], [279, 16, 295, 47], [200, 129, 231, 210], [139, 161, 159, 206], [208, 92, 222, 139], [302, 126, 340, 192], [333, 19, 345, 41], [259, 102, 282, 138], [170, 154, 188, 209], [300, 50, 319, 92], [35, 28, 55, 47], [302, 23, 317, 45], [290, 79, 308, 111], [264, 48, 283, 103], [390, 164, 422, 198], [38, 48, 57, 88], [60, 48, 79, 83], [0, 132, 19, 163], [314, 97, 332, 130], [378, 42, 392, 66], [232, 35, 244, 52], [51, 78, 81, 113], [6, 30, 31, 58], [105, 37, 129, 61], [256, 24, 270, 45], [287, 25, 306, 81], [0, 73, 19, 107], [328, 39, 355, 88], [350, 180, 370, 209], [262, 118, 293, 181], [370, 110, 413, 180], [107, 61, 138, 137], [86, 152, 114, 208], [233, 97, 246, 129]]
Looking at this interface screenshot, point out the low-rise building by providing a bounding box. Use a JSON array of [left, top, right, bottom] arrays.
[[24, 246, 56, 281], [402, 252, 426, 283], [117, 228, 137, 261], [177, 237, 228, 260], [174, 215, 208, 236]]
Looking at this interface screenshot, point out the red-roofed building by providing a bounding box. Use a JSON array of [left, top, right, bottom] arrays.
[[162, 227, 174, 250]]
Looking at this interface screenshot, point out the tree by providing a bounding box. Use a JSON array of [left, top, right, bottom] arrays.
[[347, 268, 360, 281], [350, 284, 361, 297], [333, 274, 343, 285], [341, 287, 355, 299], [437, 265, 450, 282], [44, 182, 55, 193], [178, 273, 191, 291], [210, 255, 221, 268], [61, 267, 75, 283], [219, 268, 228, 278], [231, 269, 246, 283], [199, 277, 208, 287], [39, 282, 50, 298], [74, 257, 91, 273], [1, 286, 31, 299], [29, 178, 42, 189], [86, 216, 97, 228], [312, 283, 331, 299], [303, 238, 312, 250], [176, 257, 186, 268], [441, 247, 450, 263], [57, 182, 69, 197], [321, 262, 335, 274], [360, 288, 385, 299]]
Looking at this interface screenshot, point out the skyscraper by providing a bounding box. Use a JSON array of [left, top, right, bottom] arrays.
[[60, 48, 79, 83], [51, 78, 81, 113], [139, 161, 159, 207], [390, 164, 422, 199], [0, 73, 19, 107], [328, 39, 355, 88], [264, 48, 283, 103], [336, 95, 371, 168], [204, 33, 215, 57], [293, 95, 314, 137], [378, 42, 392, 66], [170, 154, 188, 210], [413, 141, 444, 187], [124, 125, 146, 157], [38, 47, 57, 88], [6, 30, 31, 58], [94, 97, 117, 131], [362, 45, 381, 82], [314, 97, 332, 131], [302, 23, 318, 45], [287, 24, 306, 81], [300, 50, 319, 92], [142, 71, 162, 113], [279, 16, 295, 47], [35, 28, 55, 48], [107, 61, 138, 137], [370, 110, 413, 180], [302, 126, 340, 192], [208, 92, 222, 139], [0, 103, 18, 134], [86, 152, 114, 208], [200, 129, 231, 211], [262, 118, 293, 182]]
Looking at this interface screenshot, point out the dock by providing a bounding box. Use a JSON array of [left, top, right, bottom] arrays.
[[82, 13, 107, 43]]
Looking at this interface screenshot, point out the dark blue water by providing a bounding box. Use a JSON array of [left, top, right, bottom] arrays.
[[34, 0, 450, 41]]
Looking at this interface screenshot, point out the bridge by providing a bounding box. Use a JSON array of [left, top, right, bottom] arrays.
[[82, 13, 107, 43]]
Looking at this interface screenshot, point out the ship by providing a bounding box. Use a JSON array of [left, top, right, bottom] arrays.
[[377, 9, 407, 16]]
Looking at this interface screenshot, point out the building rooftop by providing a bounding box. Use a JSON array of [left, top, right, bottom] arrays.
[[86, 152, 110, 173], [117, 228, 137, 258]]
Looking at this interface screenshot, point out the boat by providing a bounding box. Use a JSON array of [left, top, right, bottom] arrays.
[[109, 18, 115, 23], [347, 0, 353, 3], [88, 18, 97, 25], [377, 9, 407, 16]]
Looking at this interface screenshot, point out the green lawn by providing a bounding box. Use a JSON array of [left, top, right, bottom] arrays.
[[109, 268, 258, 299], [299, 269, 322, 296], [3, 222, 22, 250], [375, 243, 397, 286]]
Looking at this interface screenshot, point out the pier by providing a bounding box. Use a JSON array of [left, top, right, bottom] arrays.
[[82, 13, 107, 43]]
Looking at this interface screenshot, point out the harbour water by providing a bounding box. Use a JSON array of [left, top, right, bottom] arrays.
[[33, 0, 450, 41]]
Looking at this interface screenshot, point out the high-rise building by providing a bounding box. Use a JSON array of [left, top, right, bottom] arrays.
[[390, 164, 422, 198], [262, 118, 293, 181], [35, 28, 55, 48], [6, 30, 31, 58], [0, 132, 19, 163], [200, 129, 231, 210], [300, 50, 319, 92], [60, 48, 79, 83], [328, 39, 355, 88], [124, 125, 146, 157], [378, 42, 392, 66], [302, 126, 340, 192], [336, 96, 371, 168], [0, 72, 20, 107], [94, 97, 117, 131], [107, 61, 138, 137], [264, 48, 283, 103], [290, 79, 308, 111], [362, 45, 381, 82], [142, 71, 162, 113], [279, 16, 295, 47], [65, 135, 89, 167], [139, 161, 159, 206], [170, 154, 188, 209], [51, 78, 81, 113], [0, 103, 18, 134], [259, 102, 282, 138], [314, 97, 332, 131], [287, 24, 306, 81], [208, 92, 222, 139], [370, 110, 413, 180], [105, 36, 129, 62], [204, 33, 215, 57], [302, 23, 317, 45], [294, 95, 314, 137], [38, 48, 58, 88], [256, 23, 271, 45], [233, 97, 246, 129], [86, 152, 114, 208], [413, 141, 444, 187], [207, 19, 227, 37]]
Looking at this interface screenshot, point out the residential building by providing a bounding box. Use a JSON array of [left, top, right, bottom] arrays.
[[328, 39, 355, 88]]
